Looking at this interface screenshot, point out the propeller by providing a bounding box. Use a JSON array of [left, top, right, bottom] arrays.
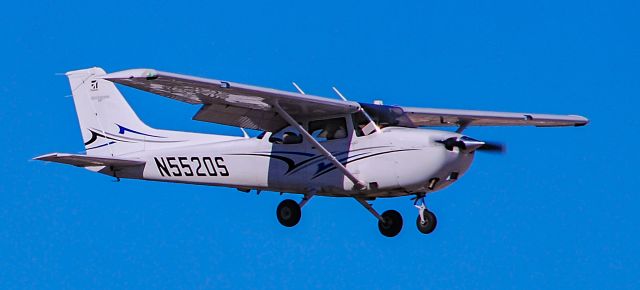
[[436, 137, 506, 154], [435, 137, 464, 151], [477, 141, 506, 153]]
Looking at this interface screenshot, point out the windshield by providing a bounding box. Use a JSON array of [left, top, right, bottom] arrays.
[[359, 103, 416, 128]]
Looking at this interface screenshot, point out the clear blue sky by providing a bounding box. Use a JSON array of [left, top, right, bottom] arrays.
[[1, 0, 638, 289]]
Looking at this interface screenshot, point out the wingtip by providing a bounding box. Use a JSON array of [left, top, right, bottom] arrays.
[[570, 115, 590, 127]]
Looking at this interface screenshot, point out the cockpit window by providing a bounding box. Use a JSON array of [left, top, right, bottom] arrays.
[[359, 103, 416, 128], [352, 110, 378, 137], [308, 117, 348, 142]]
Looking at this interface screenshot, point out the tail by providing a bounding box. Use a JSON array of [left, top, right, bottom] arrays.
[[66, 67, 221, 156]]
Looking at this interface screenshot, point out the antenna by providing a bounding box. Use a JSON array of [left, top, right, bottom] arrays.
[[291, 82, 305, 94], [331, 86, 349, 101]]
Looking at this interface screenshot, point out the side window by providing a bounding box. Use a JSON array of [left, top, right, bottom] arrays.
[[308, 117, 348, 142], [268, 125, 303, 144], [351, 111, 377, 137]]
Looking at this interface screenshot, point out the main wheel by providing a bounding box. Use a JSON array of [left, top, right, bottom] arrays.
[[416, 209, 437, 234], [276, 199, 301, 227], [378, 210, 403, 237]]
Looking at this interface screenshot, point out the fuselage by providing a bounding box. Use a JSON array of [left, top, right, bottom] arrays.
[[40, 67, 587, 237], [114, 127, 475, 198]]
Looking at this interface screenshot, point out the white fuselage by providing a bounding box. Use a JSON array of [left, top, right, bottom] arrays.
[[115, 127, 475, 198]]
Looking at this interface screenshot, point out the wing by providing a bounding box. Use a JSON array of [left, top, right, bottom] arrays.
[[34, 153, 145, 168], [101, 69, 361, 131], [398, 106, 589, 128]]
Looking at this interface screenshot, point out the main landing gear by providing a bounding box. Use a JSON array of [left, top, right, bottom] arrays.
[[276, 194, 313, 227], [276, 194, 436, 237], [378, 210, 403, 237], [276, 199, 301, 227], [355, 194, 437, 237]]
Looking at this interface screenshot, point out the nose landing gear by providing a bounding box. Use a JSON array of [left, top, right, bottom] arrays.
[[414, 194, 437, 234]]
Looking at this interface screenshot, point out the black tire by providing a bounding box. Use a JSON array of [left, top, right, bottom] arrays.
[[276, 199, 301, 227], [416, 209, 437, 234], [378, 210, 403, 237]]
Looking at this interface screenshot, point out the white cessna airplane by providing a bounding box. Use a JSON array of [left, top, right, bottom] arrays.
[[36, 67, 588, 237]]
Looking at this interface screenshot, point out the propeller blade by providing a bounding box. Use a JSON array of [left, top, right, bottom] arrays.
[[477, 142, 506, 153]]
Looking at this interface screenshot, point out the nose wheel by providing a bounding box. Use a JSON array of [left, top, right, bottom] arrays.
[[416, 207, 437, 234], [414, 195, 437, 234]]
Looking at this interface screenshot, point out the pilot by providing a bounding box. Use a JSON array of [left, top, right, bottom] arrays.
[[324, 123, 347, 140], [282, 132, 302, 144]]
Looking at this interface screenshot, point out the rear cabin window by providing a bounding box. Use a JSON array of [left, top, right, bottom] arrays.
[[268, 125, 303, 144]]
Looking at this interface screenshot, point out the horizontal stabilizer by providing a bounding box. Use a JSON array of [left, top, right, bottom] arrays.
[[34, 153, 145, 168]]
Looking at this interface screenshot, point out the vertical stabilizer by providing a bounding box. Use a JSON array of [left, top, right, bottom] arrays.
[[66, 67, 240, 157], [66, 67, 162, 156]]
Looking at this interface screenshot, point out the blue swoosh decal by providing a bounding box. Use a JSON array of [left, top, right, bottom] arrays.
[[116, 124, 165, 138]]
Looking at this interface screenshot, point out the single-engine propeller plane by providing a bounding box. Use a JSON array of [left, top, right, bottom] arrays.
[[36, 67, 588, 237]]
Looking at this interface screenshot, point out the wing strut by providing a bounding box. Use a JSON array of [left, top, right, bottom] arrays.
[[273, 102, 367, 190], [456, 120, 472, 133], [354, 197, 385, 222]]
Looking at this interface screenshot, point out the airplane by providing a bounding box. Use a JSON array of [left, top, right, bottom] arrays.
[[35, 67, 588, 237]]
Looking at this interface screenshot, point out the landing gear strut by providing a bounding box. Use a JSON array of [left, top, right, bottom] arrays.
[[355, 198, 403, 237], [414, 194, 437, 234]]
